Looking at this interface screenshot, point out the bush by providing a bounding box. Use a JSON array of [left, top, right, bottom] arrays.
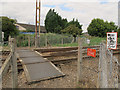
[[118, 38, 120, 44], [87, 18, 118, 37]]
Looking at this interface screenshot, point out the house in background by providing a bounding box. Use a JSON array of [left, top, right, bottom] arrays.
[[15, 23, 46, 33], [15, 23, 26, 31]]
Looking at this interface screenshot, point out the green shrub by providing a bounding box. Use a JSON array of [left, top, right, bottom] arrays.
[[118, 38, 120, 44]]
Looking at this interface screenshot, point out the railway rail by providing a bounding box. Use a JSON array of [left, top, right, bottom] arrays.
[[35, 45, 120, 63], [1, 44, 120, 74]]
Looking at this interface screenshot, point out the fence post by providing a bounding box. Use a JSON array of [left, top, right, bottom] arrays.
[[110, 50, 113, 78], [8, 36, 11, 45], [38, 35, 40, 47], [45, 34, 47, 47], [11, 38, 18, 88], [118, 48, 120, 84], [77, 37, 82, 83], [35, 35, 38, 48], [97, 43, 102, 88], [28, 35, 30, 48], [61, 37, 63, 45], [101, 42, 108, 88]]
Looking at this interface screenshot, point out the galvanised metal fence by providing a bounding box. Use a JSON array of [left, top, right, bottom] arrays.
[[16, 33, 76, 47], [98, 42, 119, 88], [77, 37, 100, 88]]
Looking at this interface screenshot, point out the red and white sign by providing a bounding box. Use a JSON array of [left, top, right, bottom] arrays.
[[107, 32, 117, 50], [87, 48, 96, 57]]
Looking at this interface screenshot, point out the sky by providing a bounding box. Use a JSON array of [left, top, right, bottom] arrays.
[[0, 0, 119, 32]]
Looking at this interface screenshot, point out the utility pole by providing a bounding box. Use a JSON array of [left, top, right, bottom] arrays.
[[39, 0, 41, 36], [35, 0, 41, 47], [35, 0, 38, 48]]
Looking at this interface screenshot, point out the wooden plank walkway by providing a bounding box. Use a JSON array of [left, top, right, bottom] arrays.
[[17, 49, 65, 84]]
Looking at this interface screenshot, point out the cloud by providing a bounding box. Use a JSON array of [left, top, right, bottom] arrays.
[[42, 2, 117, 32], [1, 0, 118, 32]]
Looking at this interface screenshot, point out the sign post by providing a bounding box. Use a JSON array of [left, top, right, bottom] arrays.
[[107, 32, 117, 50]]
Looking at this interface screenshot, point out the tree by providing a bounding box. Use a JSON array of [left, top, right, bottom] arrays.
[[118, 28, 120, 37], [67, 18, 82, 29], [45, 9, 68, 33], [61, 24, 82, 42], [1, 16, 19, 41], [87, 18, 118, 37], [45, 9, 83, 35]]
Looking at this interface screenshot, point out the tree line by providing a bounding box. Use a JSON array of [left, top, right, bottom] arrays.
[[87, 18, 119, 37], [1, 16, 19, 41], [45, 9, 83, 41], [1, 9, 120, 41], [45, 9, 120, 38]]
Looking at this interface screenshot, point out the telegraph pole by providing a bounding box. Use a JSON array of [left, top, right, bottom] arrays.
[[39, 0, 41, 36], [35, 0, 41, 47], [35, 0, 38, 48]]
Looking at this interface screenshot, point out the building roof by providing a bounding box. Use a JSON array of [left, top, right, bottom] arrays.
[[16, 23, 46, 33], [15, 24, 26, 31]]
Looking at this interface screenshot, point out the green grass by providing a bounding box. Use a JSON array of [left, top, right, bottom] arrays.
[[53, 36, 106, 47], [17, 33, 119, 47], [88, 36, 106, 46], [17, 33, 73, 47], [118, 38, 120, 44]]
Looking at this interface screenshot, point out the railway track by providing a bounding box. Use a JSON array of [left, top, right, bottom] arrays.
[[35, 45, 120, 63], [1, 44, 120, 71]]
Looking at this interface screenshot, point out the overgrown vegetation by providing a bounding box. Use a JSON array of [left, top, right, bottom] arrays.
[[87, 18, 118, 37], [22, 29, 33, 32], [17, 33, 114, 47], [45, 9, 83, 37], [61, 24, 82, 42], [1, 16, 19, 41], [17, 33, 74, 47], [118, 28, 120, 37], [45, 9, 68, 33]]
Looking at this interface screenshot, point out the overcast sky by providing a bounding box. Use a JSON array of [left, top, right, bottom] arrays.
[[0, 0, 119, 32]]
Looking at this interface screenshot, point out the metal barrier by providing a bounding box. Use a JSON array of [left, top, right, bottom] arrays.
[[16, 34, 75, 47], [98, 42, 119, 88]]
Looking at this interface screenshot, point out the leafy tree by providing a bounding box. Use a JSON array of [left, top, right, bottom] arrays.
[[61, 24, 82, 42], [1, 16, 19, 41], [87, 18, 118, 37], [118, 28, 120, 37], [67, 18, 82, 29], [26, 29, 33, 32], [45, 9, 68, 33]]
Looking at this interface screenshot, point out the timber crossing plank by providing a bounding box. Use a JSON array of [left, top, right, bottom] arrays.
[[17, 49, 64, 84]]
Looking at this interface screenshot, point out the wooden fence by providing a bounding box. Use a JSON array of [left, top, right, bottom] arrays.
[[0, 37, 18, 88]]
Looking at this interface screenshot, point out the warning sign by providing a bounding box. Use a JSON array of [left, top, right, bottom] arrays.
[[87, 48, 96, 57], [107, 32, 117, 50]]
